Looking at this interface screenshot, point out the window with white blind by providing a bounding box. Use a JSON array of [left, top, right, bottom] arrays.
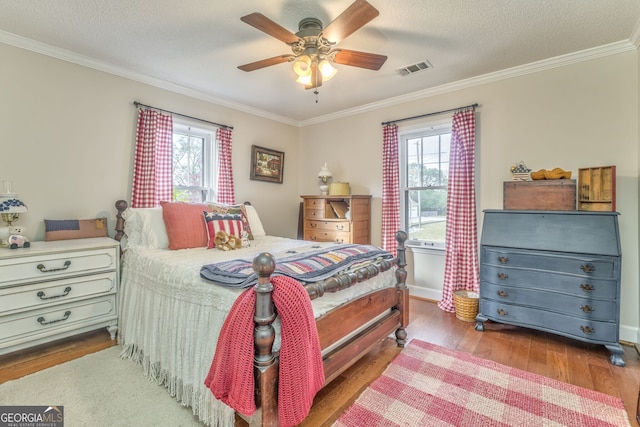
[[172, 122, 218, 203], [399, 123, 452, 248]]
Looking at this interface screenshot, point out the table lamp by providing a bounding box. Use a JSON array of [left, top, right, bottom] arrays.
[[317, 162, 332, 195], [0, 181, 28, 247]]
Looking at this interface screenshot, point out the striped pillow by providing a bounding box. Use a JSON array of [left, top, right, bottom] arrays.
[[203, 211, 244, 249]]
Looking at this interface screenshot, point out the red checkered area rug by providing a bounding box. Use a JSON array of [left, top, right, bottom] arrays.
[[333, 339, 630, 427]]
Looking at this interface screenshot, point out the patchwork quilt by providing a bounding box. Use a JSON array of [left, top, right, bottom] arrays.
[[200, 243, 393, 288]]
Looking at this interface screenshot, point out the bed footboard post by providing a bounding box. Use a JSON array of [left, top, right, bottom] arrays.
[[394, 230, 409, 347], [252, 253, 279, 426]]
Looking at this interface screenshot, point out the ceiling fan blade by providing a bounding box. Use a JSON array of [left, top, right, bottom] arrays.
[[322, 0, 380, 43], [333, 49, 387, 70], [238, 55, 293, 72], [241, 13, 300, 44], [305, 63, 323, 90]]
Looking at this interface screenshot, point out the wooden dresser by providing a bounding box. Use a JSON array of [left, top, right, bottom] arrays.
[[475, 210, 624, 366], [301, 195, 371, 244], [0, 237, 119, 355]]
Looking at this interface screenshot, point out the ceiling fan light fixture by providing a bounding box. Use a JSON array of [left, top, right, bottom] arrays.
[[296, 74, 312, 85], [293, 54, 312, 76], [318, 59, 337, 81]]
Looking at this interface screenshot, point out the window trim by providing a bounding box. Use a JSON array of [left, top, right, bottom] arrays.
[[172, 120, 219, 203], [399, 120, 452, 250]]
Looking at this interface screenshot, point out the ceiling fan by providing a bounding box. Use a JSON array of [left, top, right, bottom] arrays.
[[238, 0, 387, 90]]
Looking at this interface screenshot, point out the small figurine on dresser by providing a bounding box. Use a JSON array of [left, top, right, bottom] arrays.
[[7, 225, 30, 249]]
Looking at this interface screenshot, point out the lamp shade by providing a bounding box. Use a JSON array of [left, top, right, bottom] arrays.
[[293, 55, 312, 77], [317, 162, 332, 179], [296, 74, 312, 85], [318, 59, 337, 81], [0, 197, 27, 213]]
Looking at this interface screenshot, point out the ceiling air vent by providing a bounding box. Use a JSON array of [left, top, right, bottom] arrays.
[[396, 60, 432, 76]]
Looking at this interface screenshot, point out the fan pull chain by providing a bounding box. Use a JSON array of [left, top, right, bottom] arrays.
[[314, 63, 319, 103]]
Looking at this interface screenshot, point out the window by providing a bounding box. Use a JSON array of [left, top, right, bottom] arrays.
[[400, 123, 452, 248], [172, 122, 218, 203]]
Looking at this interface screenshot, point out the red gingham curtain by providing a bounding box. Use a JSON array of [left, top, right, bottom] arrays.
[[381, 124, 400, 256], [216, 127, 235, 204], [131, 108, 173, 208], [438, 108, 480, 312]]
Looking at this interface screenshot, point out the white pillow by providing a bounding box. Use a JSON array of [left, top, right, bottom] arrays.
[[244, 204, 266, 237], [122, 207, 169, 249]]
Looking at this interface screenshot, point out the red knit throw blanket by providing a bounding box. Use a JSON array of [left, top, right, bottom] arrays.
[[204, 276, 325, 427]]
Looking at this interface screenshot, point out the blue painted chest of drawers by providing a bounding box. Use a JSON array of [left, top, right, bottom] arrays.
[[475, 210, 624, 366]]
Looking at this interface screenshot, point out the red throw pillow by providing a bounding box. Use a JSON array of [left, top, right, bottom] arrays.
[[160, 201, 209, 250]]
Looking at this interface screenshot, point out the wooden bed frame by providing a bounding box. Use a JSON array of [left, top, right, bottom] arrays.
[[114, 200, 409, 427]]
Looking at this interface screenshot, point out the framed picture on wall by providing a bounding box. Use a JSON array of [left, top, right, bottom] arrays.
[[250, 145, 285, 184]]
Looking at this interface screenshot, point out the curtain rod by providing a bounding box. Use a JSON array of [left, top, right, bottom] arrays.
[[133, 101, 233, 130], [381, 103, 478, 126]]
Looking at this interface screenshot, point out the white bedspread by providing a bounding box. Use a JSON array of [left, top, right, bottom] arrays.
[[118, 236, 396, 427]]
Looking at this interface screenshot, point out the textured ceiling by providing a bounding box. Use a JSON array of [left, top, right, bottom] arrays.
[[1, 0, 639, 124]]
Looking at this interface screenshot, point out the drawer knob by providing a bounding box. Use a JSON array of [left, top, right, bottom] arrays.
[[580, 263, 596, 273], [497, 256, 509, 264], [579, 283, 595, 292], [311, 223, 317, 228], [37, 310, 71, 325], [497, 272, 508, 280], [37, 286, 72, 300], [497, 308, 508, 316], [497, 290, 508, 297], [580, 305, 594, 313], [37, 260, 71, 273], [580, 325, 594, 335]]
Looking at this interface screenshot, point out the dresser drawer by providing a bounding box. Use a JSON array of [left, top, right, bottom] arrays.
[[305, 229, 351, 243], [479, 299, 618, 343], [304, 198, 326, 210], [0, 295, 117, 346], [0, 272, 117, 315], [481, 264, 618, 299], [305, 220, 350, 232], [482, 248, 616, 278], [480, 282, 617, 321], [0, 247, 118, 287]]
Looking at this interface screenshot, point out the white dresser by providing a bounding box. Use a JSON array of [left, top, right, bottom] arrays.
[[0, 237, 120, 355]]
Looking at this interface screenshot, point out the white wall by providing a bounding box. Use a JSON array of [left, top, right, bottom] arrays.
[[2, 41, 638, 343], [299, 50, 640, 343], [1, 43, 300, 240]]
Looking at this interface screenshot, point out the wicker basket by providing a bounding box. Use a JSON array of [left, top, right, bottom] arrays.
[[453, 290, 479, 322]]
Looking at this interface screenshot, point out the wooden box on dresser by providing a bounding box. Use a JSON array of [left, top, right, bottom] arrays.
[[301, 195, 371, 244], [0, 237, 120, 355], [475, 210, 625, 366]]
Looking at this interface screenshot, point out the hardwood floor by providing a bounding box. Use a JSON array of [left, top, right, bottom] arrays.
[[1, 297, 638, 426]]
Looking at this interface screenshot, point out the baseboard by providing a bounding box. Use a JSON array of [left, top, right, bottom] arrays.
[[407, 284, 441, 302], [619, 324, 638, 345]]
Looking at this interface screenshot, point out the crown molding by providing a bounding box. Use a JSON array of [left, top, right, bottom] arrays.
[[0, 29, 635, 129], [298, 40, 637, 127], [0, 30, 299, 127]]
